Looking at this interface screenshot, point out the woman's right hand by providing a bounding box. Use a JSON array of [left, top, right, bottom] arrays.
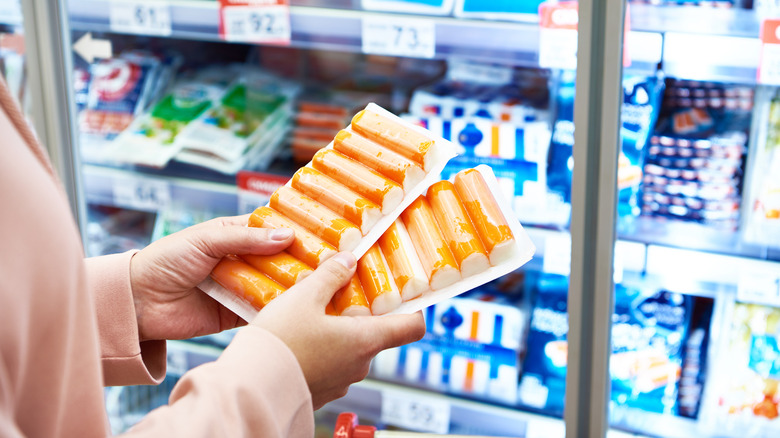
[[250, 252, 426, 410]]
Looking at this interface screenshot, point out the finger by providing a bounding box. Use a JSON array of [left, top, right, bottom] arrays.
[[195, 214, 252, 229], [365, 311, 426, 351], [192, 223, 295, 259], [288, 252, 356, 307]]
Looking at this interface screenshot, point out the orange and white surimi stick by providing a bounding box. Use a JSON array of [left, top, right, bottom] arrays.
[[331, 275, 372, 317], [291, 167, 381, 235], [333, 130, 425, 192], [270, 186, 362, 252], [453, 169, 516, 266], [312, 149, 404, 214], [378, 219, 429, 302], [249, 206, 338, 268], [210, 255, 285, 311], [401, 196, 461, 290], [357, 244, 402, 315], [427, 180, 490, 278], [351, 109, 435, 171], [240, 251, 313, 289]]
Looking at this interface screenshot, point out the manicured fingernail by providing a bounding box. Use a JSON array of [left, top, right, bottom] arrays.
[[269, 228, 293, 241], [332, 252, 356, 269]]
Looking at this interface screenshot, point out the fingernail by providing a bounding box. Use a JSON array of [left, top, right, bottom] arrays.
[[269, 228, 293, 241], [332, 252, 356, 269]]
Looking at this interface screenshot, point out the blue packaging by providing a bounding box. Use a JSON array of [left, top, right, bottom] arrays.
[[455, 0, 545, 20], [545, 72, 576, 226]]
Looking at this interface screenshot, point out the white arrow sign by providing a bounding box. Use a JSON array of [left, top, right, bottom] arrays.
[[73, 33, 112, 63]]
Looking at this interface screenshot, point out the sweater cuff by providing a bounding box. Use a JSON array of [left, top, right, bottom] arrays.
[[86, 251, 167, 386]]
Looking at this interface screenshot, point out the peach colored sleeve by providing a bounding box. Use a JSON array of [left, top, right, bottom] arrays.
[[123, 326, 315, 437], [85, 251, 167, 386]]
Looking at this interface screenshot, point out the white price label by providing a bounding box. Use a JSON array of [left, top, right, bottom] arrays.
[[738, 271, 780, 305], [109, 1, 172, 36], [759, 19, 780, 84], [380, 390, 450, 434], [362, 16, 435, 59], [221, 5, 291, 43], [542, 233, 571, 276], [539, 28, 578, 71], [113, 178, 171, 212]]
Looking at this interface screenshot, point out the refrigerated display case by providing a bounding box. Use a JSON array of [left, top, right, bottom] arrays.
[[23, 0, 780, 437]]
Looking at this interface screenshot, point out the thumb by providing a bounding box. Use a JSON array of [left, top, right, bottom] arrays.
[[289, 252, 356, 307], [365, 311, 426, 351], [188, 217, 295, 258]]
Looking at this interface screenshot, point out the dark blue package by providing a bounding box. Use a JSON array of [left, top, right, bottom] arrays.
[[610, 287, 692, 415], [617, 75, 664, 218], [545, 71, 576, 212], [518, 272, 569, 416]]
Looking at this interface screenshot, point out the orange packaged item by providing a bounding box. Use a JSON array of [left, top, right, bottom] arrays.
[[331, 275, 372, 317], [210, 255, 285, 311], [291, 167, 382, 235], [357, 244, 403, 315], [453, 169, 516, 265], [427, 180, 490, 278], [333, 130, 425, 192], [270, 186, 362, 252], [377, 219, 429, 301], [312, 149, 404, 214], [240, 252, 313, 289], [249, 206, 338, 268], [401, 196, 461, 291], [351, 109, 434, 171]]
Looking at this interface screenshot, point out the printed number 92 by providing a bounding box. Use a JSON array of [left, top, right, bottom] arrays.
[[250, 13, 277, 35]]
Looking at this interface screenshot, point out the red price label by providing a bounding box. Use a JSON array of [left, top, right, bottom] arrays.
[[218, 0, 291, 44], [759, 19, 780, 84]]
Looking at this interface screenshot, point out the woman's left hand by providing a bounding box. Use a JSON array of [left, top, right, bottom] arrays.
[[129, 214, 294, 342]]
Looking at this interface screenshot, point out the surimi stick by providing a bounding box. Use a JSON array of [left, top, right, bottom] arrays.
[[333, 130, 425, 192], [331, 275, 372, 317], [210, 255, 285, 311], [270, 186, 362, 252], [249, 206, 337, 268], [291, 167, 381, 235], [426, 181, 490, 278], [325, 302, 338, 316], [401, 196, 461, 291], [240, 252, 313, 289], [453, 169, 516, 266], [312, 149, 404, 214], [378, 219, 429, 302], [357, 244, 402, 315], [350, 109, 434, 171]]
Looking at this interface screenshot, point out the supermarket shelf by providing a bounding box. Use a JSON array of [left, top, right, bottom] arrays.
[[629, 4, 760, 38], [81, 163, 239, 214], [610, 405, 701, 438], [0, 0, 23, 27]]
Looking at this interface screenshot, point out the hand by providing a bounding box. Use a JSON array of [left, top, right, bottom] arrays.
[[130, 214, 294, 342], [251, 252, 427, 410]]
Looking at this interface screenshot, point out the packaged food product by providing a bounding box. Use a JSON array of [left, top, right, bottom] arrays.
[[202, 164, 535, 321], [361, 0, 455, 15]]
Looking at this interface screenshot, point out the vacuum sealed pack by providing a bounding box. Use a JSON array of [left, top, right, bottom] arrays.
[[201, 135, 535, 320]]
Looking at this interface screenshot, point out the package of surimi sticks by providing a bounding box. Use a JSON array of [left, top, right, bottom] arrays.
[[198, 103, 534, 321]]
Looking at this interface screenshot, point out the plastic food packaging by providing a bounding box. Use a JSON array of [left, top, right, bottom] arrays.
[[202, 164, 535, 321]]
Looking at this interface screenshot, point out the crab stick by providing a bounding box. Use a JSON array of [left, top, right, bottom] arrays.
[[291, 167, 382, 235], [357, 244, 402, 315], [211, 255, 285, 311], [427, 181, 490, 278], [453, 169, 515, 266], [325, 301, 338, 316], [240, 251, 313, 289], [333, 130, 425, 192], [401, 196, 461, 290], [249, 206, 337, 268], [270, 186, 362, 252], [378, 219, 429, 301], [312, 149, 404, 214], [351, 109, 434, 171], [331, 275, 372, 317]]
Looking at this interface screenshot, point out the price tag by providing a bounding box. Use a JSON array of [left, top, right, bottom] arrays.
[[542, 233, 571, 276], [219, 0, 291, 44], [538, 1, 578, 70], [236, 170, 289, 214], [362, 16, 435, 59], [380, 389, 450, 434], [759, 19, 780, 85], [113, 178, 171, 212], [109, 1, 172, 36], [737, 270, 780, 305]]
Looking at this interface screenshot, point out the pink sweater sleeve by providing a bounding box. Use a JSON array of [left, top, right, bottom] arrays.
[[124, 326, 315, 437], [85, 251, 167, 386]]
